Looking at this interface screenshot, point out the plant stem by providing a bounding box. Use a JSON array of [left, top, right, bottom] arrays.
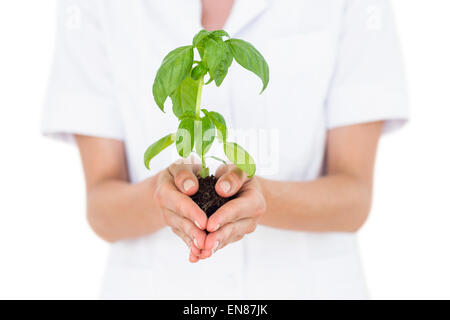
[[195, 75, 209, 177], [199, 159, 209, 178], [195, 75, 204, 120]]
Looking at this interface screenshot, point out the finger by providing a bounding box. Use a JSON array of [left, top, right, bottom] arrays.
[[214, 163, 231, 178], [171, 227, 204, 263], [164, 209, 206, 249], [155, 181, 207, 230], [204, 219, 257, 252], [168, 159, 201, 196], [215, 166, 249, 198], [199, 249, 213, 259], [206, 188, 264, 232], [189, 252, 200, 263], [199, 234, 244, 259], [171, 227, 193, 248], [190, 243, 202, 257]]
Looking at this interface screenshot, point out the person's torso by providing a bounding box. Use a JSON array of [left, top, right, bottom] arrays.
[[97, 0, 368, 299]]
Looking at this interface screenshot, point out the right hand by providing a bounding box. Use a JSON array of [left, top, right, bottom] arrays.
[[153, 159, 208, 263]]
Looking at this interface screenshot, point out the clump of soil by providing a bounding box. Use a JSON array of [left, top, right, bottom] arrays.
[[190, 175, 235, 218]]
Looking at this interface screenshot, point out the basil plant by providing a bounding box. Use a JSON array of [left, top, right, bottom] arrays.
[[144, 29, 269, 178]]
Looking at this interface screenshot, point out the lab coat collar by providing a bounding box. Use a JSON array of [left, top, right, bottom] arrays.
[[225, 0, 269, 36]]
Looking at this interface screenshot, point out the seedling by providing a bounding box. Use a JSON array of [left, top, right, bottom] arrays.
[[144, 29, 269, 215]]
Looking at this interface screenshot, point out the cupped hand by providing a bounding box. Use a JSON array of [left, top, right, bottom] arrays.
[[154, 159, 208, 262], [193, 164, 266, 260]]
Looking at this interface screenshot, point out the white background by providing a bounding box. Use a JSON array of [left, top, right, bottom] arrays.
[[0, 0, 449, 299]]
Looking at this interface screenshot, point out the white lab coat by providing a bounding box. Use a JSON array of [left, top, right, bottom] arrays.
[[42, 0, 409, 299]]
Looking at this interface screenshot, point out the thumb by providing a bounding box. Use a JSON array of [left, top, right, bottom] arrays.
[[215, 166, 248, 198], [168, 159, 200, 195]]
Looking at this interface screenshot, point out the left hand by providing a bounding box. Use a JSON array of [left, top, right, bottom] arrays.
[[189, 164, 266, 262]]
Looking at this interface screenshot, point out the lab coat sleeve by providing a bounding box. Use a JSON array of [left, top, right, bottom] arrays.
[[42, 0, 123, 143], [325, 0, 409, 133]]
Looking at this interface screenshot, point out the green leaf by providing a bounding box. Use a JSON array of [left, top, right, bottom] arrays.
[[193, 30, 233, 86], [201, 116, 215, 154], [194, 34, 208, 59], [179, 111, 196, 120], [193, 29, 230, 47], [204, 76, 214, 85], [176, 118, 195, 158], [152, 45, 194, 112], [196, 44, 206, 60], [223, 142, 256, 177], [191, 62, 208, 80], [209, 30, 230, 39], [170, 75, 198, 118], [193, 30, 210, 47], [144, 133, 176, 170], [204, 37, 233, 86], [202, 109, 227, 142], [226, 39, 269, 92], [195, 117, 216, 156], [206, 155, 227, 165]]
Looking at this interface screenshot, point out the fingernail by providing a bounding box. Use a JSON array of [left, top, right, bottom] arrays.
[[193, 237, 199, 249], [183, 179, 195, 192], [213, 241, 220, 253], [194, 220, 201, 229], [213, 224, 220, 232], [220, 180, 231, 193]]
